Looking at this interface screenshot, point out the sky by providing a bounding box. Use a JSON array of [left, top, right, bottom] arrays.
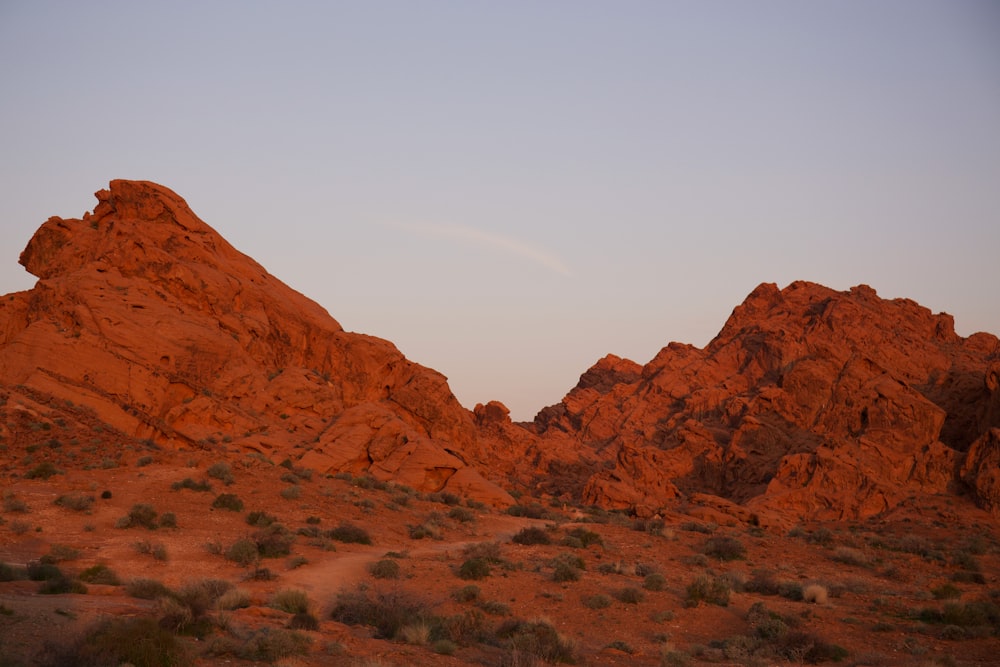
[[1, 1, 998, 420]]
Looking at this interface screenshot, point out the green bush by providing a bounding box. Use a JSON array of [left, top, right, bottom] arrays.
[[644, 573, 667, 591], [458, 557, 492, 580], [226, 538, 259, 566], [271, 588, 310, 614]]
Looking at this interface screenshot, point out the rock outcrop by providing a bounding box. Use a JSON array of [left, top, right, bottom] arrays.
[[531, 282, 1000, 522], [0, 180, 512, 505]]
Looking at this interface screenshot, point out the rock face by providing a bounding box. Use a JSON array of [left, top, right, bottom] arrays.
[[4, 181, 998, 522], [530, 282, 1000, 522], [0, 180, 512, 505]]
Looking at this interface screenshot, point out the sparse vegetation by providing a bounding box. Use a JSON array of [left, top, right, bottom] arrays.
[[171, 477, 212, 492], [511, 526, 551, 545], [212, 493, 244, 511], [116, 503, 159, 530], [271, 588, 310, 614], [458, 557, 492, 580], [686, 573, 731, 607], [701, 535, 747, 561], [54, 493, 94, 512], [369, 559, 401, 579], [207, 461, 235, 485], [326, 522, 372, 544]]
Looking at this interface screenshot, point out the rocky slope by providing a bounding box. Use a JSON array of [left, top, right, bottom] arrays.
[[0, 180, 510, 504], [3, 180, 998, 524], [520, 281, 1000, 523]]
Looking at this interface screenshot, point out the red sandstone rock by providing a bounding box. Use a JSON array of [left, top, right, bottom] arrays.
[[533, 281, 1000, 521], [0, 180, 511, 505]]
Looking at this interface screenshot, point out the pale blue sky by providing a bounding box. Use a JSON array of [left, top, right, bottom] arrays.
[[2, 1, 998, 419]]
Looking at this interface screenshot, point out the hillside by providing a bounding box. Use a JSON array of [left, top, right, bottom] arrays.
[[1, 181, 998, 666]]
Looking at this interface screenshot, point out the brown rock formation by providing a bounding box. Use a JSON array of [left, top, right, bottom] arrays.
[[0, 180, 512, 505], [533, 281, 1000, 521]]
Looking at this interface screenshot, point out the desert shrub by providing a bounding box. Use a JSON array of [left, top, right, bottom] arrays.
[[25, 461, 59, 480], [448, 506, 475, 523], [329, 586, 432, 640], [207, 461, 234, 485], [831, 547, 869, 567], [479, 600, 511, 616], [701, 535, 747, 561], [952, 550, 981, 572], [803, 584, 828, 604], [54, 493, 94, 512], [288, 611, 319, 630], [158, 512, 177, 528], [39, 576, 87, 594], [10, 520, 30, 535], [40, 544, 80, 563], [78, 564, 119, 586], [506, 503, 549, 519], [778, 580, 804, 601], [118, 503, 159, 530], [806, 527, 835, 546], [271, 588, 310, 614], [212, 627, 311, 662], [326, 522, 372, 544], [633, 517, 666, 535], [3, 494, 29, 513], [133, 540, 168, 561], [614, 587, 645, 604], [125, 578, 173, 600], [171, 477, 212, 492], [686, 574, 731, 607], [226, 538, 259, 566], [136, 455, 154, 467], [564, 527, 603, 548], [27, 562, 64, 581], [458, 557, 492, 580], [495, 618, 576, 664], [453, 585, 481, 603], [583, 594, 612, 609], [634, 562, 659, 577], [644, 573, 668, 591], [253, 523, 295, 557], [0, 562, 26, 581], [463, 541, 504, 563], [512, 526, 551, 546], [679, 521, 715, 534], [553, 560, 581, 582], [212, 493, 244, 511], [71, 616, 186, 667], [280, 485, 301, 500], [744, 569, 780, 595], [369, 559, 401, 580], [217, 587, 252, 610], [246, 510, 277, 527], [408, 522, 441, 540]]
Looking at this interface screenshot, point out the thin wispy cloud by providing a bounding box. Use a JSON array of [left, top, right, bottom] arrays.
[[395, 222, 573, 277]]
